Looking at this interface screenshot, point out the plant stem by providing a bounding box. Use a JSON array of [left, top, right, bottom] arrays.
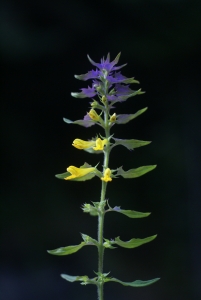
[[97, 97, 110, 300], [97, 194, 105, 300]]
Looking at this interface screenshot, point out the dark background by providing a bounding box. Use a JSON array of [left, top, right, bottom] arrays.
[[1, 0, 201, 299]]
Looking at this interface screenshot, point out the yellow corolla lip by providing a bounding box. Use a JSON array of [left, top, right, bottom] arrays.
[[93, 138, 108, 151], [101, 168, 112, 182], [65, 166, 96, 180], [72, 139, 96, 150]]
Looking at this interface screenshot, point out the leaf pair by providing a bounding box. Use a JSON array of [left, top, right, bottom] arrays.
[[61, 273, 160, 287], [63, 107, 148, 128], [48, 235, 157, 255]]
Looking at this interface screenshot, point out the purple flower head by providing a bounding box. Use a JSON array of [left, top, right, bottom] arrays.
[[74, 53, 126, 82], [87, 53, 127, 74], [72, 53, 142, 103]]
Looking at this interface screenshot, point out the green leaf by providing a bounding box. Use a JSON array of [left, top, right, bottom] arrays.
[[61, 274, 97, 285], [118, 209, 150, 218], [116, 107, 148, 124], [122, 77, 140, 84], [116, 165, 157, 178], [114, 235, 157, 249], [112, 138, 151, 150], [106, 202, 151, 218], [61, 274, 84, 282], [47, 242, 86, 256], [109, 277, 160, 287], [55, 171, 70, 179], [63, 117, 95, 128]]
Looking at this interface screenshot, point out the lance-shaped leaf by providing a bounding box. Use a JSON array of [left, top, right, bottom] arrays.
[[108, 277, 160, 287], [113, 235, 157, 249], [112, 138, 151, 150], [63, 117, 95, 128], [48, 233, 98, 256], [106, 205, 151, 218], [61, 274, 97, 285], [116, 165, 157, 178], [108, 89, 144, 103], [47, 242, 86, 256], [116, 107, 148, 124]]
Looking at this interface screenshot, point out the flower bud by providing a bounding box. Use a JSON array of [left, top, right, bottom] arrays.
[[101, 95, 107, 104], [88, 109, 100, 121], [90, 100, 99, 107], [110, 113, 116, 122]]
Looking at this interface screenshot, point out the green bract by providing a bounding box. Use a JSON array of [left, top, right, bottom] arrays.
[[47, 242, 86, 256], [112, 137, 151, 150], [117, 165, 157, 178], [115, 107, 148, 124], [109, 277, 160, 287], [113, 235, 157, 248]]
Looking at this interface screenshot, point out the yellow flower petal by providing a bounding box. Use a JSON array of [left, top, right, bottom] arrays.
[[93, 138, 108, 151], [65, 166, 96, 180], [72, 139, 96, 150], [101, 168, 112, 182]]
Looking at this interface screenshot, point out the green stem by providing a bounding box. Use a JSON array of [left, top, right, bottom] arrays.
[[97, 95, 110, 300]]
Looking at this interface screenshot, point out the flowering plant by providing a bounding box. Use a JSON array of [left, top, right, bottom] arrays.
[[48, 53, 159, 299]]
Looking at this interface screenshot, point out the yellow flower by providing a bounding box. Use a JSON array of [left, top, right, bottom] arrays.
[[65, 166, 96, 180], [72, 139, 96, 150], [101, 168, 112, 182], [88, 109, 100, 121], [93, 138, 108, 151]]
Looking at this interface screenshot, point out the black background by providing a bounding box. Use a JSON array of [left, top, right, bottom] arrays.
[[1, 0, 201, 299]]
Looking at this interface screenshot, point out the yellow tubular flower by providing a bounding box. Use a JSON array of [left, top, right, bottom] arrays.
[[72, 139, 96, 150], [65, 166, 96, 180], [93, 138, 108, 151], [88, 109, 100, 121], [101, 168, 112, 182]]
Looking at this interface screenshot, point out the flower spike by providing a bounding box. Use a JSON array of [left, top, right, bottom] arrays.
[[50, 53, 159, 299]]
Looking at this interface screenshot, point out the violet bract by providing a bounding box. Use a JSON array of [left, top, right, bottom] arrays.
[[48, 53, 159, 300]]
